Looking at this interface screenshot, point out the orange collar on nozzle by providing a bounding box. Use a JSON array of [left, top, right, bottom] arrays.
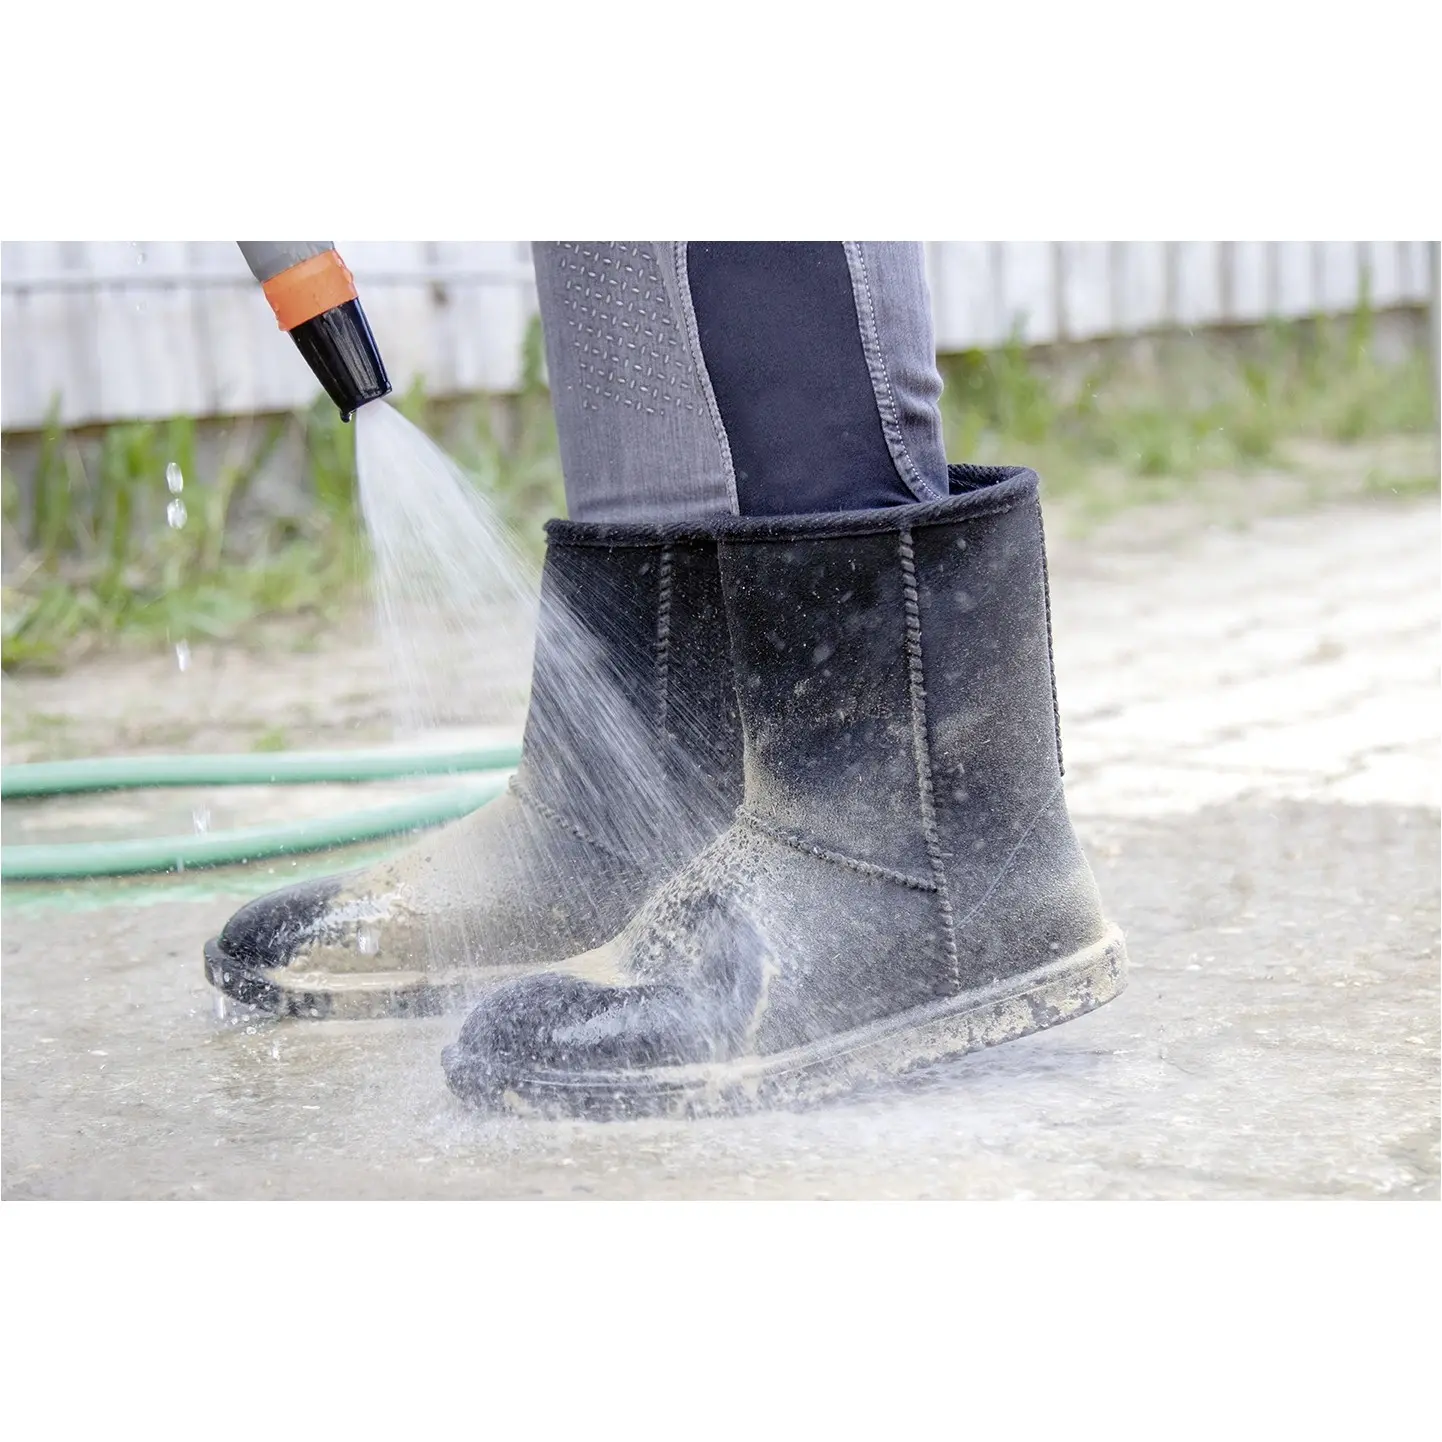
[[241, 243, 392, 420], [260, 249, 359, 332]]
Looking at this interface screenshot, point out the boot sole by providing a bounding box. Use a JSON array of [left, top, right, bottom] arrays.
[[447, 923, 1129, 1119], [202, 936, 539, 1020]]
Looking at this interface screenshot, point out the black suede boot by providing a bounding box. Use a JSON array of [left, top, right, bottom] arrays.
[[204, 519, 743, 1018], [443, 465, 1126, 1113]]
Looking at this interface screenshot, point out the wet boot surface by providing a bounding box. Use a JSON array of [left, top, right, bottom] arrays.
[[201, 522, 743, 1018], [445, 469, 1128, 1116]]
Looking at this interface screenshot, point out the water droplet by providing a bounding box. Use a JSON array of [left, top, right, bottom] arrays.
[[357, 926, 380, 956], [192, 805, 211, 835], [166, 497, 187, 528], [166, 461, 184, 493], [175, 639, 191, 671]]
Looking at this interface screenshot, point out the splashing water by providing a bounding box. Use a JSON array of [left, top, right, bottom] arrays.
[[165, 460, 187, 528], [354, 402, 537, 737], [354, 400, 727, 864], [167, 461, 192, 675], [351, 400, 768, 1081]]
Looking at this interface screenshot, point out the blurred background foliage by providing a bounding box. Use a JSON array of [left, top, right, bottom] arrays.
[[3, 304, 1436, 673]]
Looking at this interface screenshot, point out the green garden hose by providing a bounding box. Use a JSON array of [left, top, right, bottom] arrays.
[[1, 745, 521, 797], [0, 745, 522, 881]]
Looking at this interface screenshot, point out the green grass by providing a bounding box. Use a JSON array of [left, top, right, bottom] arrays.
[[1, 320, 566, 673], [2, 309, 1435, 673], [250, 726, 291, 753], [1361, 469, 1439, 500], [2, 402, 362, 671], [938, 305, 1438, 517]]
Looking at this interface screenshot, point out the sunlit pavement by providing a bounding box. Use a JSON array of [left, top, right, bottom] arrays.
[[3, 497, 1437, 1198]]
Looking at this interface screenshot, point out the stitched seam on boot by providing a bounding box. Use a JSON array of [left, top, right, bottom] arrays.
[[900, 529, 961, 990], [508, 776, 636, 869], [736, 809, 937, 891], [1034, 499, 1065, 776], [655, 543, 674, 736]]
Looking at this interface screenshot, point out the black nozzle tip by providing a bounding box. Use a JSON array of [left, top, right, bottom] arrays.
[[288, 298, 392, 421]]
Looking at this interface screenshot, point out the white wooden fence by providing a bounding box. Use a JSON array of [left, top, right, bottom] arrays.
[[1, 242, 1433, 433]]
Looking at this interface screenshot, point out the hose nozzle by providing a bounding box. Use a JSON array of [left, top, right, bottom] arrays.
[[239, 242, 392, 420]]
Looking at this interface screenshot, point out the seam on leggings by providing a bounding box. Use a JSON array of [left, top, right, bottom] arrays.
[[655, 544, 674, 736], [1033, 499, 1065, 776], [900, 529, 961, 989], [670, 242, 741, 515], [844, 242, 937, 504], [737, 808, 937, 891], [509, 775, 633, 867]]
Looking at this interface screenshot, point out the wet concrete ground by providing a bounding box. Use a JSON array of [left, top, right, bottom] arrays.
[[3, 495, 1438, 1198], [2, 800, 1437, 1199]]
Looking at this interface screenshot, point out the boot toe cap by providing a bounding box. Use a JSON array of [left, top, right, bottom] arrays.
[[443, 972, 716, 1103], [214, 877, 343, 971], [443, 895, 774, 1106], [453, 971, 689, 1067]]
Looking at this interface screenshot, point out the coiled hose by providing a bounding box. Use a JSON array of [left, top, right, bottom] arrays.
[[0, 745, 521, 880]]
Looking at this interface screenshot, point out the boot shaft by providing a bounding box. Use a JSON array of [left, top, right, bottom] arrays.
[[519, 521, 744, 865], [717, 466, 1100, 987]]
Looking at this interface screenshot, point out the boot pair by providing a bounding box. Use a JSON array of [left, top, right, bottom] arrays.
[[206, 465, 1126, 1117]]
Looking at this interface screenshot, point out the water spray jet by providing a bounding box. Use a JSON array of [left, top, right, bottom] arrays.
[[238, 242, 391, 419]]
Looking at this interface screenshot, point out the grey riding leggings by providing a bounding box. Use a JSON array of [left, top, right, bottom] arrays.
[[531, 242, 949, 522]]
